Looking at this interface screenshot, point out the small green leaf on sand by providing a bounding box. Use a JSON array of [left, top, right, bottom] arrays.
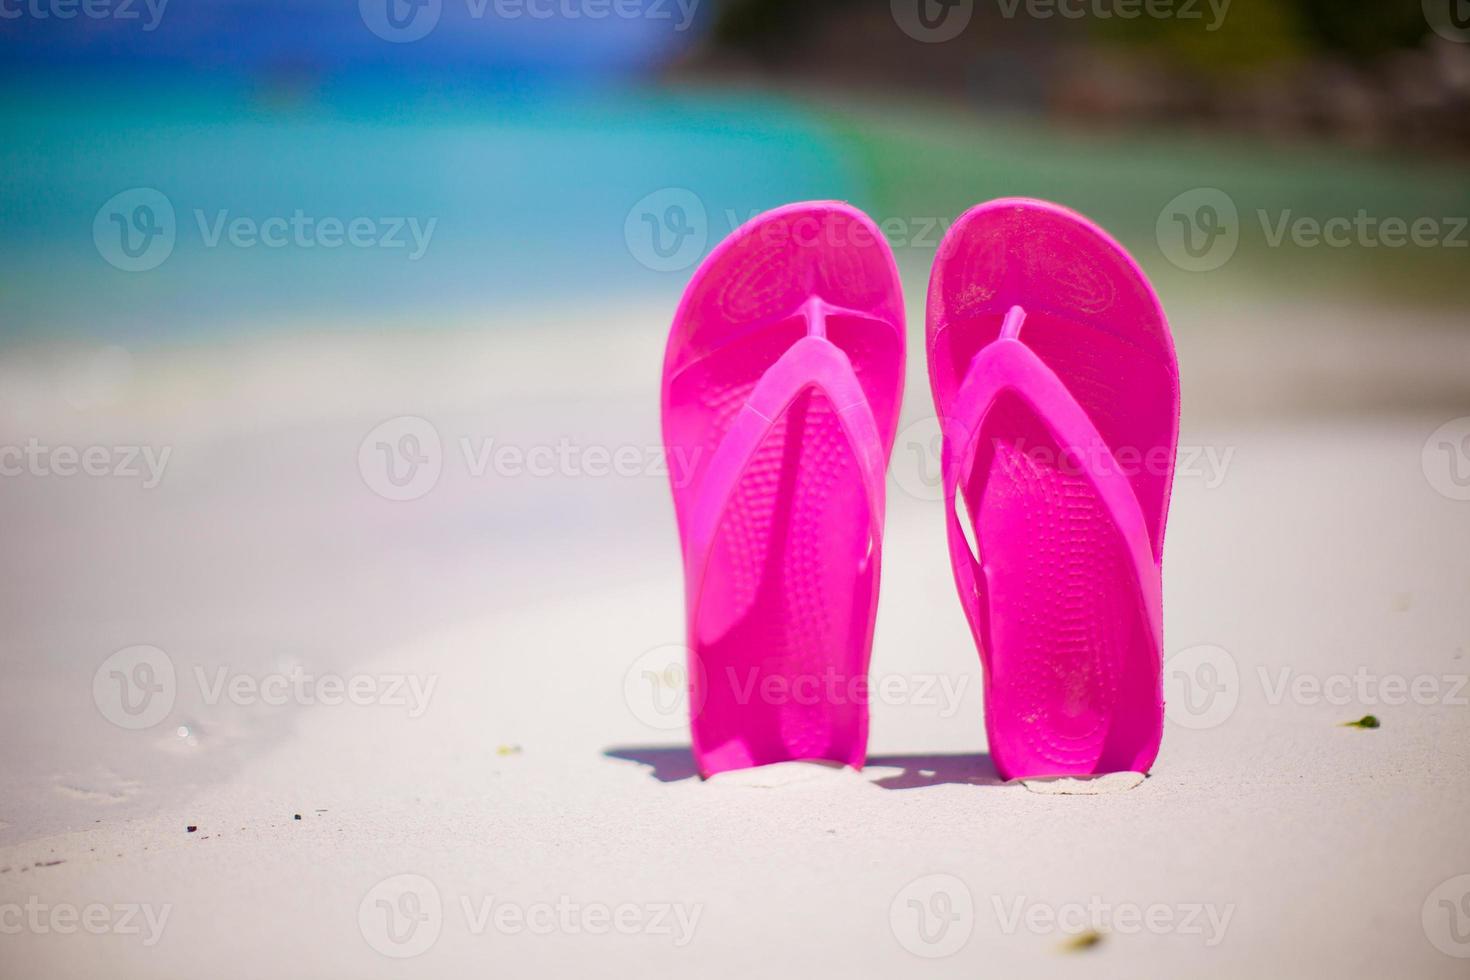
[[1343, 715, 1381, 729], [1061, 930, 1105, 952]]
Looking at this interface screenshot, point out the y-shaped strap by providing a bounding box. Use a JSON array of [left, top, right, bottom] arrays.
[[683, 332, 888, 625], [941, 306, 1163, 653]]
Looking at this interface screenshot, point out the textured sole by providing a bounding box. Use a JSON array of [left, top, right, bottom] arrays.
[[694, 384, 874, 773], [968, 394, 1158, 777]]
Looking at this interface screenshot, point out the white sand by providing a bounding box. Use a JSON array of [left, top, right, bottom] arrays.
[[1, 294, 1468, 978]]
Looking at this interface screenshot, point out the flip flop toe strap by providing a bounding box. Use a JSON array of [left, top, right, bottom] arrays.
[[683, 335, 887, 625], [942, 328, 1163, 654]]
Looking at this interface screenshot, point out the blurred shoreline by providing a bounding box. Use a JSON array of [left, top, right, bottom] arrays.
[[3, 72, 1466, 349]]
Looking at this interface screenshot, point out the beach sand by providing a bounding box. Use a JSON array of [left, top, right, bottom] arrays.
[[1, 291, 1468, 978]]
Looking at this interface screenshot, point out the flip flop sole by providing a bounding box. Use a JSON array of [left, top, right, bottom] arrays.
[[663, 202, 905, 777], [928, 199, 1179, 779]]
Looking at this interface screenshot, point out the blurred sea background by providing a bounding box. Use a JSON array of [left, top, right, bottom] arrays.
[[1, 0, 1468, 845], [3, 0, 1468, 345]]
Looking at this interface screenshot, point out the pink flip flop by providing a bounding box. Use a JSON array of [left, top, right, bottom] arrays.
[[662, 202, 906, 778], [927, 199, 1180, 780]]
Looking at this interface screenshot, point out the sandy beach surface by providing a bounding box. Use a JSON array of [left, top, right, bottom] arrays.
[[1, 288, 1468, 978]]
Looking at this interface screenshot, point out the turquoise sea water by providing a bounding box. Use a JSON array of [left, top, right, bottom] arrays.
[[5, 73, 1465, 346], [0, 75, 866, 343]]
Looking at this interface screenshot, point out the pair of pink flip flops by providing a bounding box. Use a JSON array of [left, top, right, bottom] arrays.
[[661, 199, 1180, 781]]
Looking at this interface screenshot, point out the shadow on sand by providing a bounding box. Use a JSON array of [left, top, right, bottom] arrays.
[[602, 746, 1004, 790]]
